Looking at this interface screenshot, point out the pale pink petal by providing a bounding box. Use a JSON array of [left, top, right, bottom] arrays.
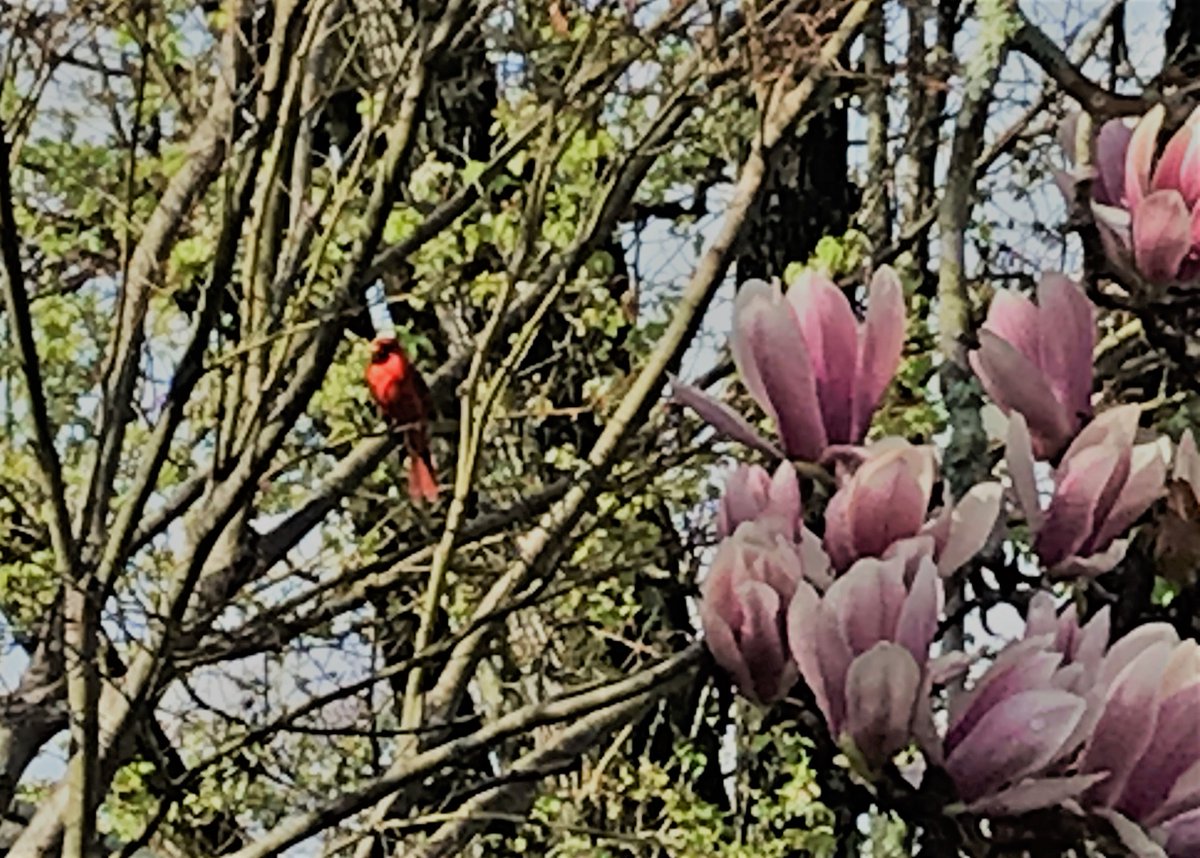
[[894, 556, 940, 664], [731, 281, 828, 459], [1162, 640, 1200, 698], [972, 332, 1074, 458], [1049, 541, 1129, 579], [852, 266, 907, 441], [797, 526, 834, 590], [1059, 404, 1141, 472], [735, 581, 793, 703], [1099, 623, 1180, 689], [717, 464, 772, 539], [1094, 204, 1136, 273], [788, 270, 859, 445], [824, 557, 907, 655], [670, 377, 782, 457], [700, 601, 757, 701], [730, 280, 782, 410], [846, 452, 930, 559], [1094, 809, 1169, 858], [1091, 441, 1167, 551], [1081, 640, 1174, 807], [1177, 107, 1200, 206], [1174, 430, 1200, 495], [1163, 808, 1200, 856], [946, 646, 1064, 753], [1024, 591, 1060, 640], [1095, 119, 1134, 206], [1152, 121, 1198, 194], [1134, 189, 1192, 282], [1154, 759, 1200, 827], [1126, 105, 1165, 207], [787, 581, 831, 720], [843, 642, 921, 770], [982, 289, 1041, 365], [1006, 413, 1045, 531], [945, 689, 1086, 803], [964, 774, 1108, 816], [1036, 273, 1095, 423], [1116, 682, 1200, 821], [1073, 606, 1112, 671], [937, 482, 1003, 577], [822, 487, 858, 572], [1036, 444, 1125, 567]]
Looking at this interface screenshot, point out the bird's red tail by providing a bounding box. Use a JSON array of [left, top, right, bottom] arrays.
[[405, 431, 440, 504]]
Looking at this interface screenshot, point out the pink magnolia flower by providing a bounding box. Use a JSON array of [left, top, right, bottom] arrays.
[[1076, 625, 1200, 857], [823, 439, 1002, 576], [968, 274, 1095, 459], [671, 267, 906, 462], [1007, 406, 1167, 578], [699, 520, 831, 704], [932, 596, 1111, 815], [1068, 105, 1200, 285], [717, 461, 803, 541], [788, 546, 942, 773]]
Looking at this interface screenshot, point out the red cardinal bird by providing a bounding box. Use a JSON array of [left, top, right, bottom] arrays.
[[365, 336, 439, 503]]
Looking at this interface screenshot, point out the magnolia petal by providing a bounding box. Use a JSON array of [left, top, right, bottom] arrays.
[[1099, 623, 1180, 689], [944, 689, 1086, 803], [717, 464, 772, 539], [731, 280, 783, 412], [1023, 591, 1060, 640], [788, 580, 835, 726], [1094, 203, 1136, 273], [788, 270, 859, 445], [1091, 441, 1168, 550], [1152, 120, 1198, 195], [1095, 119, 1135, 206], [736, 581, 792, 703], [732, 281, 828, 459], [1133, 189, 1192, 282], [846, 450, 931, 560], [1095, 809, 1169, 858], [945, 647, 1064, 754], [1163, 808, 1200, 856], [1126, 104, 1165, 208], [1074, 606, 1112, 671], [825, 558, 907, 655], [983, 289, 1041, 366], [1081, 640, 1174, 807], [797, 526, 834, 590], [1178, 107, 1200, 206], [852, 266, 907, 441], [973, 332, 1074, 458], [1049, 540, 1129, 580], [1116, 681, 1200, 822], [822, 486, 858, 572], [894, 555, 940, 664], [1175, 430, 1200, 494], [669, 377, 781, 457], [937, 482, 1003, 577], [964, 774, 1108, 816], [1059, 404, 1141, 472], [1036, 273, 1095, 422], [1006, 412, 1045, 532], [843, 643, 921, 771], [700, 602, 757, 703], [1036, 443, 1125, 568], [1154, 758, 1200, 828]]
